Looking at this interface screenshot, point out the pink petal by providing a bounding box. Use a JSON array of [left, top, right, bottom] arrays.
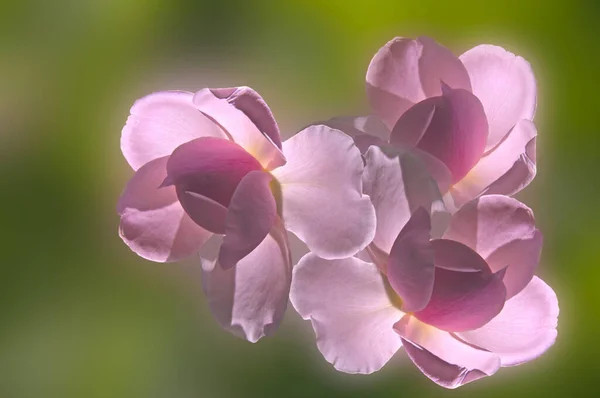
[[395, 315, 501, 389], [458, 276, 559, 366], [193, 88, 285, 170], [290, 254, 404, 374], [201, 222, 291, 343], [414, 242, 507, 332], [431, 239, 491, 273], [210, 86, 282, 149], [272, 125, 376, 259], [363, 145, 445, 254], [366, 36, 471, 128], [322, 115, 391, 153], [117, 156, 211, 262], [392, 87, 489, 184], [460, 45, 537, 151], [443, 195, 542, 298], [164, 137, 262, 232], [387, 208, 435, 312], [450, 119, 537, 207], [389, 96, 437, 148], [121, 91, 226, 171], [218, 171, 277, 269], [175, 190, 228, 234], [483, 136, 537, 197]]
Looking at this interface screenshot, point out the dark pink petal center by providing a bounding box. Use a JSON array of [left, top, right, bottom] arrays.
[[391, 87, 488, 184], [387, 208, 435, 312], [165, 137, 263, 232], [413, 246, 507, 332], [166, 137, 262, 207]]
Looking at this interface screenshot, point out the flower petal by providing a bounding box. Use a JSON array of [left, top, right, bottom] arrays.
[[121, 91, 226, 170], [210, 86, 282, 149], [443, 195, 542, 298], [290, 254, 404, 374], [201, 222, 291, 343], [450, 120, 537, 207], [395, 315, 501, 389], [387, 208, 435, 312], [175, 190, 228, 234], [483, 136, 537, 197], [166, 136, 262, 209], [460, 45, 537, 151], [392, 86, 489, 184], [366, 36, 471, 128], [414, 244, 507, 332], [272, 125, 376, 259], [193, 88, 285, 170], [431, 239, 491, 273], [117, 156, 211, 262], [322, 115, 391, 153], [458, 276, 559, 366], [363, 145, 444, 253], [218, 171, 277, 269]]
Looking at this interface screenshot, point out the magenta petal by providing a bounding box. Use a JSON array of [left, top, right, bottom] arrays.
[[117, 156, 211, 262], [443, 195, 541, 298], [392, 88, 488, 184], [395, 316, 500, 389], [414, 242, 507, 332], [387, 208, 435, 312], [201, 223, 291, 343], [166, 137, 262, 207], [210, 86, 282, 149], [366, 37, 471, 128], [176, 190, 228, 234], [218, 171, 277, 269], [390, 96, 437, 148], [459, 276, 559, 366], [460, 45, 537, 151], [193, 88, 285, 170], [431, 239, 490, 273], [121, 91, 226, 170], [290, 254, 404, 374]]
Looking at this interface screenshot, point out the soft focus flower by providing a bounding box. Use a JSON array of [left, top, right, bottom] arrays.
[[290, 147, 557, 388], [328, 37, 538, 209], [117, 86, 376, 342]]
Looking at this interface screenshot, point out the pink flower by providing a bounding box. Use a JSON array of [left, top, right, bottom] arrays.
[[328, 37, 537, 209], [117, 87, 376, 342], [290, 147, 557, 388]]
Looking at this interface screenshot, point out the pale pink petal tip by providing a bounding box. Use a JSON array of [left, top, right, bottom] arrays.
[[117, 156, 211, 262], [460, 44, 537, 151], [202, 225, 291, 343], [290, 254, 403, 374], [121, 91, 224, 170], [366, 36, 471, 128]]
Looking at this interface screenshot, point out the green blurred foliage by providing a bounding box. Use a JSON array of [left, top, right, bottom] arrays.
[[0, 0, 598, 397]]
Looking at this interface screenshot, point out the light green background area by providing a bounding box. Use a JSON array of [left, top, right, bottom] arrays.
[[1, 1, 598, 397]]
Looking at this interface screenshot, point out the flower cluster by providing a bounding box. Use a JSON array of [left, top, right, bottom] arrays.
[[117, 36, 558, 388]]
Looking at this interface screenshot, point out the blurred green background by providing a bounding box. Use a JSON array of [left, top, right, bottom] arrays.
[[1, 0, 598, 397]]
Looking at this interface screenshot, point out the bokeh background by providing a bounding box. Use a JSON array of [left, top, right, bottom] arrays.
[[1, 0, 599, 397]]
